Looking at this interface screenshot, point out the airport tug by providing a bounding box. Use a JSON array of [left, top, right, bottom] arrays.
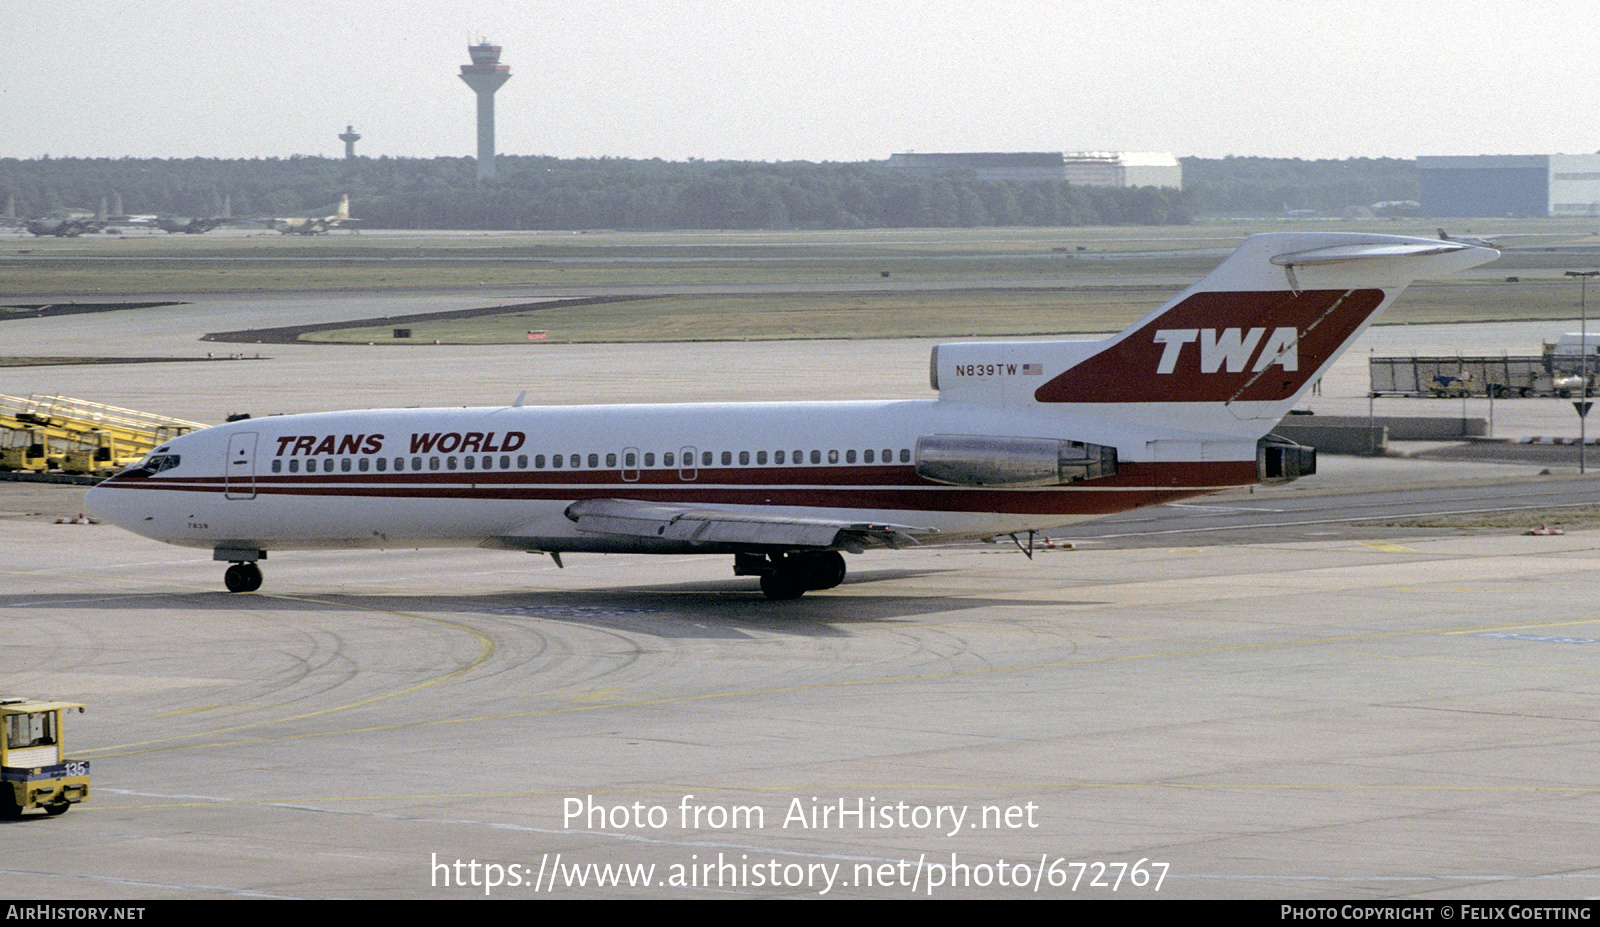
[[1, 697, 90, 817]]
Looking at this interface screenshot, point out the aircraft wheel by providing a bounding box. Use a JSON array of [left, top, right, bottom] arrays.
[[759, 571, 807, 600], [801, 551, 847, 590], [224, 562, 263, 593], [42, 801, 70, 816]]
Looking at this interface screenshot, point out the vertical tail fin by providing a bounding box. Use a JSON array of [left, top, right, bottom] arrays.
[[1031, 233, 1497, 413]]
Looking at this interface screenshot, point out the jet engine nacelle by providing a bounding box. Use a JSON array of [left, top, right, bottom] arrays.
[[915, 434, 1118, 487], [1257, 434, 1316, 485]]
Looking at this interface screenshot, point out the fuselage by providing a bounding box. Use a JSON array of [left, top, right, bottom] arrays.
[[85, 397, 1253, 556]]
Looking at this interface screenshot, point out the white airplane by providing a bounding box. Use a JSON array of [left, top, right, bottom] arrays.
[[86, 232, 1496, 598]]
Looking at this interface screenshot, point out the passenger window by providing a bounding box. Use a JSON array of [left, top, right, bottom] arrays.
[[570, 454, 581, 469], [534, 454, 545, 468], [552, 455, 563, 469], [430, 457, 441, 471], [358, 458, 370, 472], [701, 451, 712, 466], [864, 449, 875, 463], [413, 457, 423, 470], [517, 455, 527, 469], [846, 449, 856, 463], [271, 460, 282, 473], [774, 450, 785, 464], [607, 453, 618, 468], [288, 459, 300, 473], [377, 458, 387, 471], [644, 452, 655, 467], [811, 450, 822, 464], [463, 456, 474, 470], [664, 452, 674, 467], [756, 450, 767, 465], [828, 449, 839, 464], [739, 451, 749, 465], [721, 451, 732, 466], [588, 453, 599, 468], [624, 452, 636, 467], [794, 450, 803, 464], [900, 449, 910, 463]]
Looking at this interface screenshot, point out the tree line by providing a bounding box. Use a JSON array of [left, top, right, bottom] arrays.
[[0, 154, 1418, 230]]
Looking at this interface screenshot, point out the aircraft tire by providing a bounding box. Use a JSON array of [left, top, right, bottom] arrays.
[[801, 551, 847, 590], [759, 572, 807, 600], [224, 562, 263, 594]]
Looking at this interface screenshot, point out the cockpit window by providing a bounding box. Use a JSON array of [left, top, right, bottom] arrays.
[[117, 453, 181, 478]]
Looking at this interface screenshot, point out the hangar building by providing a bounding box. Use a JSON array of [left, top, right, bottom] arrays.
[[885, 151, 1182, 189], [1418, 154, 1600, 217]]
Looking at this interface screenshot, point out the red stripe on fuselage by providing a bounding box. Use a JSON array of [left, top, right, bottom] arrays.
[[96, 460, 1258, 517]]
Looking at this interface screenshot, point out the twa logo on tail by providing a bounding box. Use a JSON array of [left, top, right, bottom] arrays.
[[1034, 288, 1387, 404], [1153, 327, 1299, 374]]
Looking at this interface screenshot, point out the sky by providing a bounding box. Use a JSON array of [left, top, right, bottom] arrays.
[[3, 0, 1595, 163]]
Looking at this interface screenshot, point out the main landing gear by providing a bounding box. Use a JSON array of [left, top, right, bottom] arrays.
[[223, 561, 262, 593], [736, 551, 847, 600]]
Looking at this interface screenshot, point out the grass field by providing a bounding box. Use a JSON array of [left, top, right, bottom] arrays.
[[6, 220, 1600, 345]]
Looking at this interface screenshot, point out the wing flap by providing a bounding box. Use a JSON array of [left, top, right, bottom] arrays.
[[564, 498, 936, 551]]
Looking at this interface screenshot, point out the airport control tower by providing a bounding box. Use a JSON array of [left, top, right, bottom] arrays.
[[338, 125, 361, 159], [459, 41, 512, 181]]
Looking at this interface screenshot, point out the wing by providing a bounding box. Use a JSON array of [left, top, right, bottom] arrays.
[[563, 498, 937, 553]]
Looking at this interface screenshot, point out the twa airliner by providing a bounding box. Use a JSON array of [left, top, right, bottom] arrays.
[[86, 233, 1496, 598]]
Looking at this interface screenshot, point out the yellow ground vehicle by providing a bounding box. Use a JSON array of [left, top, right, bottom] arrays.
[[1, 698, 90, 817], [61, 431, 143, 476], [1, 393, 204, 475], [0, 427, 55, 472]]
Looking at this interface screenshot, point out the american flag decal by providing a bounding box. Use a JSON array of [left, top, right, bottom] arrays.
[[1021, 363, 1042, 375]]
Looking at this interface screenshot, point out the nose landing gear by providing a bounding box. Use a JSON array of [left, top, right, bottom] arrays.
[[214, 548, 267, 593], [223, 561, 263, 593]]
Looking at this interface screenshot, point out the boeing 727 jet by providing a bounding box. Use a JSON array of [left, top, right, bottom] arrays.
[[86, 232, 1496, 597]]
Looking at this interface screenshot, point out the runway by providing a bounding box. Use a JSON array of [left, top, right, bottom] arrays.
[[4, 288, 1600, 898]]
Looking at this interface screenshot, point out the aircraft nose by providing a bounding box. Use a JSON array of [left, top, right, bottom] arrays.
[[84, 480, 137, 530]]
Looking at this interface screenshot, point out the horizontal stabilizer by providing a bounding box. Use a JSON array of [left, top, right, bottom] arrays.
[[565, 498, 937, 552], [1269, 240, 1478, 266]]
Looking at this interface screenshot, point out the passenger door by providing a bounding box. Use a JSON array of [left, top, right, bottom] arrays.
[[224, 432, 258, 500]]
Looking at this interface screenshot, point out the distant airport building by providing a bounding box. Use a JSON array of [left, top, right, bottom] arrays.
[[459, 41, 512, 181], [1418, 154, 1600, 217], [884, 151, 1182, 188]]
